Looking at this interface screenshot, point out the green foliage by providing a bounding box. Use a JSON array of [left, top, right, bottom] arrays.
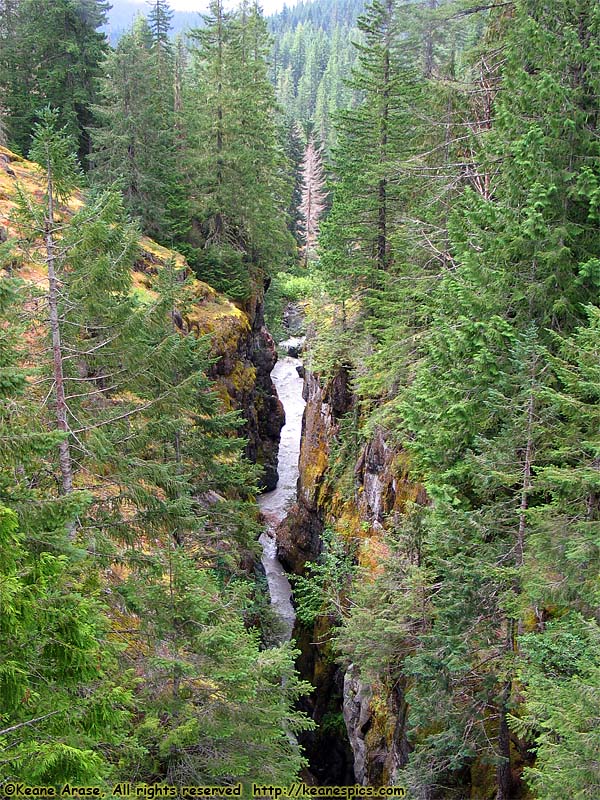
[[117, 547, 312, 785], [5, 123, 310, 785], [6, 0, 600, 794], [192, 244, 253, 301], [29, 107, 82, 200], [0, 275, 131, 786], [91, 13, 188, 246], [291, 528, 356, 626], [264, 268, 314, 340], [0, 0, 109, 162], [317, 0, 600, 797], [336, 505, 431, 682], [327, 409, 361, 501], [184, 0, 294, 293], [514, 615, 600, 800], [269, 0, 363, 149]]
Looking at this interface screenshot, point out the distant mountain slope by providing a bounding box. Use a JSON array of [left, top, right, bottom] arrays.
[[270, 0, 362, 35], [269, 0, 364, 148], [104, 1, 203, 43], [105, 0, 364, 147]]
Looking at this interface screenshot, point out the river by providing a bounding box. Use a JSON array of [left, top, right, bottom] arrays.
[[258, 339, 305, 643]]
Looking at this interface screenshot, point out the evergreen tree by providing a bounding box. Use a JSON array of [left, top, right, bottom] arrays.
[[118, 546, 311, 785], [184, 0, 292, 297], [320, 0, 418, 293], [0, 269, 132, 785], [268, 0, 363, 147], [321, 1, 600, 797], [8, 110, 312, 785], [147, 0, 174, 60], [283, 120, 305, 246], [91, 14, 187, 245], [516, 614, 600, 800], [0, 0, 109, 162], [392, 2, 600, 795], [28, 110, 82, 514], [512, 308, 600, 800]]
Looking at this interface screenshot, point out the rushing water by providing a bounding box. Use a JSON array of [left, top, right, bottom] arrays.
[[258, 340, 305, 643]]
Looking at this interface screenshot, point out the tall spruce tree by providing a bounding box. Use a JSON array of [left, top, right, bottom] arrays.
[[512, 306, 600, 800], [318, 0, 428, 299], [184, 0, 292, 297]]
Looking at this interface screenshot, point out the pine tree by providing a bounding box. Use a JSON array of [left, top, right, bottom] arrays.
[[516, 614, 600, 800], [322, 0, 600, 796], [511, 307, 600, 800], [319, 0, 421, 296], [27, 110, 82, 515]]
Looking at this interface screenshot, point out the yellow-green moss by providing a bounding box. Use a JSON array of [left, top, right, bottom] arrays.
[[300, 438, 330, 500], [0, 146, 254, 370]]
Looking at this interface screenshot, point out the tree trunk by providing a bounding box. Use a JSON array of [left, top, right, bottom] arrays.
[[377, 45, 389, 273], [45, 158, 75, 532], [424, 0, 438, 78], [496, 680, 513, 800]]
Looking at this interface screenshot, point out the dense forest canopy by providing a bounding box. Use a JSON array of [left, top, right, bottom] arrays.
[[0, 0, 599, 797], [269, 0, 363, 145]]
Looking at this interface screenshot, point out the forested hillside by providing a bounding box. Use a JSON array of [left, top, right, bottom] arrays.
[[104, 0, 200, 43], [270, 0, 363, 147], [0, 0, 599, 797]]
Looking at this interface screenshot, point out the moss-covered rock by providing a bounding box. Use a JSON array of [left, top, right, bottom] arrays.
[[0, 146, 284, 490]]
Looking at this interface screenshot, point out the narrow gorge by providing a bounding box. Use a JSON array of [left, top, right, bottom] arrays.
[[257, 316, 410, 787], [256, 316, 425, 787]]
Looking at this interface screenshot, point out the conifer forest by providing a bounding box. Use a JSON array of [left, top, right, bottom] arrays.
[[0, 0, 598, 798]]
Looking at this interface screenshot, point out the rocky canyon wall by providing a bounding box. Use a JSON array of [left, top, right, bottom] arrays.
[[278, 361, 424, 786]]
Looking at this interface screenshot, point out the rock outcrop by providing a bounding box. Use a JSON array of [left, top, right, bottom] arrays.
[[279, 356, 420, 785], [343, 666, 410, 787]]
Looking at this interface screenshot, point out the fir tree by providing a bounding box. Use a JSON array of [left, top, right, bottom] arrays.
[[392, 2, 600, 795], [319, 0, 420, 298], [323, 1, 600, 797], [147, 0, 174, 59], [27, 110, 82, 513]]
